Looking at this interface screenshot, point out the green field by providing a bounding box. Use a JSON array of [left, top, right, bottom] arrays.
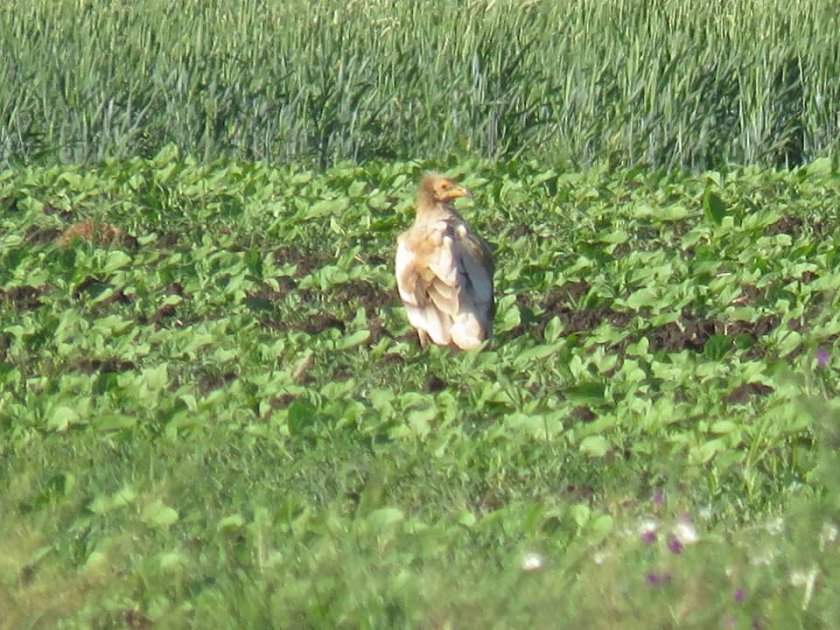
[[1, 0, 838, 170], [2, 0, 840, 628], [3, 153, 840, 627]]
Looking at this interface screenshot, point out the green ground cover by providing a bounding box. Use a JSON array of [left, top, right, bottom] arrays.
[[1, 0, 838, 169], [2, 153, 840, 626], [3, 0, 840, 626]]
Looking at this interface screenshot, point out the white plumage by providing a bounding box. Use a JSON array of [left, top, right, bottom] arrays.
[[395, 174, 494, 350]]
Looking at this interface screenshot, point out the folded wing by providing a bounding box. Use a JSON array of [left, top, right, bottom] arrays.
[[396, 219, 494, 349]]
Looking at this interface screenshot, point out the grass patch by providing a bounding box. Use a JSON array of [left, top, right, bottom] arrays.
[[0, 0, 838, 169]]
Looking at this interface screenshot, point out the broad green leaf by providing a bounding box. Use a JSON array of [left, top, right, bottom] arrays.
[[625, 287, 660, 310], [152, 143, 179, 166], [406, 406, 435, 437], [287, 399, 316, 436], [336, 329, 370, 349], [305, 198, 349, 219], [348, 180, 367, 197], [564, 382, 606, 405], [368, 507, 404, 530], [142, 365, 169, 392], [458, 512, 477, 528], [711, 420, 738, 434], [702, 188, 727, 225], [570, 503, 590, 527], [89, 485, 136, 514], [601, 230, 629, 244], [579, 435, 610, 458], [659, 204, 691, 221], [805, 157, 832, 176], [218, 514, 246, 531], [47, 406, 80, 432], [496, 300, 522, 333], [103, 251, 132, 273], [92, 414, 137, 432], [543, 316, 563, 343], [591, 513, 614, 536], [142, 499, 179, 528], [158, 551, 187, 571], [690, 438, 728, 465], [703, 335, 732, 360]]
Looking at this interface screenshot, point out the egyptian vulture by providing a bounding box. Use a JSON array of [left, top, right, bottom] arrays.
[[395, 173, 494, 350]]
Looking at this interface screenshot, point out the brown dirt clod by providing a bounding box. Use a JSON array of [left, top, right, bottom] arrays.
[[25, 225, 64, 245], [724, 382, 774, 405], [198, 371, 238, 394], [333, 280, 389, 313], [570, 406, 597, 423], [1, 285, 47, 310], [304, 314, 346, 335], [646, 318, 716, 353], [72, 358, 136, 373], [766, 215, 803, 237], [57, 218, 129, 248], [273, 246, 331, 277], [425, 375, 447, 393]]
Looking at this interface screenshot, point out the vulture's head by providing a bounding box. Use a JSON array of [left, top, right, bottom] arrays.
[[417, 173, 469, 208]]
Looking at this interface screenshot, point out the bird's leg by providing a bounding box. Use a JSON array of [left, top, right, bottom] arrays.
[[417, 329, 430, 348]]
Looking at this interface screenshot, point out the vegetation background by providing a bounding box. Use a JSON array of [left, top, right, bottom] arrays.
[[2, 0, 838, 170], [2, 0, 840, 627]]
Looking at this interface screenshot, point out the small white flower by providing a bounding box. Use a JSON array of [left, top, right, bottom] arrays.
[[697, 506, 713, 521], [639, 520, 658, 536], [592, 551, 609, 565], [750, 548, 777, 567], [672, 520, 698, 545], [819, 522, 839, 550], [765, 516, 785, 535], [790, 566, 819, 610], [520, 552, 546, 572]]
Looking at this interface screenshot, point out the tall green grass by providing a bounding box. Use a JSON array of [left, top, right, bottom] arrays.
[[1, 0, 838, 169]]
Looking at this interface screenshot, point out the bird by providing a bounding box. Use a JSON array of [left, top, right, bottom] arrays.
[[395, 173, 494, 350]]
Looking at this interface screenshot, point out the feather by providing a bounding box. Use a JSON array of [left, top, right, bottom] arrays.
[[395, 174, 495, 350]]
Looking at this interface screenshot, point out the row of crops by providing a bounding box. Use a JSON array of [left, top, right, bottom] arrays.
[[1, 0, 838, 169]]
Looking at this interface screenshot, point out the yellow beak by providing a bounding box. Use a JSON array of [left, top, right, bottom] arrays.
[[441, 186, 469, 201]]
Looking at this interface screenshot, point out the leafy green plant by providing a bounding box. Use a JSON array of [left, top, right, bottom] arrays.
[[1, 154, 840, 626], [0, 0, 838, 169]]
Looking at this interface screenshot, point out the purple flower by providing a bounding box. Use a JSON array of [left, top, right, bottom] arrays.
[[639, 520, 657, 543], [734, 588, 746, 603], [652, 490, 666, 507], [645, 571, 671, 588], [816, 347, 830, 369], [667, 536, 684, 554]]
